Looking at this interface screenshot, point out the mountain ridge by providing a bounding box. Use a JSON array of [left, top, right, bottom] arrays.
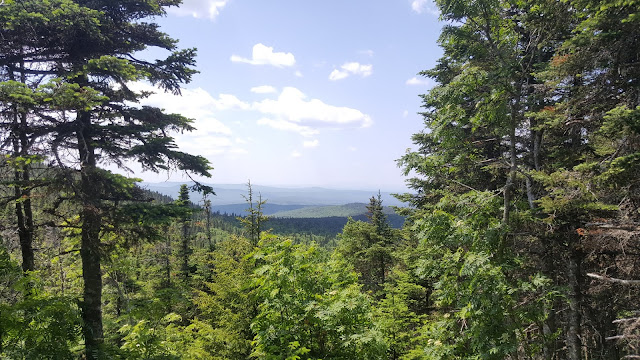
[[140, 182, 406, 207]]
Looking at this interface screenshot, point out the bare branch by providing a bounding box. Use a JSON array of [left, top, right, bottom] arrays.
[[587, 273, 640, 285]]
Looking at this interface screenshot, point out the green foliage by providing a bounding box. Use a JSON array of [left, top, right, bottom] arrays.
[[406, 192, 553, 359], [191, 237, 255, 359], [238, 181, 269, 246], [335, 219, 396, 293], [251, 237, 386, 359], [373, 269, 428, 360], [0, 247, 82, 359]]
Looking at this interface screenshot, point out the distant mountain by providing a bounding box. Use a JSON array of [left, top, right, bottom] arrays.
[[139, 182, 406, 207], [210, 204, 307, 216], [269, 203, 398, 218]]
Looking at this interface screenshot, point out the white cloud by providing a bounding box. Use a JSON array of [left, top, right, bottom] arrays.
[[406, 76, 436, 87], [257, 118, 319, 137], [303, 139, 319, 148], [329, 62, 373, 81], [411, 0, 439, 15], [125, 82, 257, 158], [231, 43, 296, 68], [213, 93, 250, 110], [128, 82, 232, 135], [253, 87, 373, 128], [295, 70, 304, 78], [403, 110, 409, 118], [329, 69, 349, 81], [168, 0, 229, 19], [250, 85, 277, 94], [291, 150, 302, 158], [177, 135, 237, 157]]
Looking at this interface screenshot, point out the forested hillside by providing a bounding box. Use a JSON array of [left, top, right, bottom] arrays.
[[1, 0, 639, 359]]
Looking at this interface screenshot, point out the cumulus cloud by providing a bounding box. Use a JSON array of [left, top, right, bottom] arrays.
[[303, 139, 319, 148], [328, 69, 349, 81], [329, 62, 373, 81], [253, 87, 373, 128], [231, 43, 296, 67], [168, 0, 229, 19], [250, 85, 277, 94], [406, 76, 436, 87], [213, 94, 250, 110], [126, 82, 255, 157], [128, 82, 232, 135], [411, 0, 438, 15], [257, 118, 319, 137]]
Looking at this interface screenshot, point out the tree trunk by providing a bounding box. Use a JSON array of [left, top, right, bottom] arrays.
[[77, 110, 104, 359], [80, 181, 104, 359], [541, 237, 559, 360], [14, 170, 35, 274], [11, 102, 35, 274], [503, 86, 522, 225], [566, 249, 582, 360]]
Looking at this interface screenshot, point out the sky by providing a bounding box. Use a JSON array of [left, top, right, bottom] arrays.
[[126, 0, 443, 191]]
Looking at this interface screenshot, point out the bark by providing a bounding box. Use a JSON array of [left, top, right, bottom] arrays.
[[525, 175, 536, 210], [77, 110, 104, 359], [14, 166, 35, 274], [566, 250, 582, 360], [541, 237, 559, 360], [80, 183, 104, 359], [18, 112, 35, 274], [9, 64, 35, 275], [503, 88, 522, 224], [533, 129, 543, 171]]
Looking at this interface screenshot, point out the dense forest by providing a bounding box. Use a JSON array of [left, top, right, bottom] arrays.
[[1, 0, 639, 359]]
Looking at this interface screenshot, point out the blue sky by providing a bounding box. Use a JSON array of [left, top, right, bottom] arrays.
[[129, 0, 442, 191]]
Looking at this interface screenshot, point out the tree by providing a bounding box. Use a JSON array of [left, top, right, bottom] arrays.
[[176, 184, 193, 280], [366, 191, 392, 239], [238, 180, 268, 246], [0, 1, 212, 357], [537, 0, 640, 356], [336, 194, 396, 294], [201, 190, 213, 248], [400, 0, 640, 357], [191, 236, 256, 359], [397, 0, 578, 356]]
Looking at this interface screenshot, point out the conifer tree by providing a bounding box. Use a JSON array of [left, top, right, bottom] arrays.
[[238, 180, 268, 246], [0, 1, 211, 357]]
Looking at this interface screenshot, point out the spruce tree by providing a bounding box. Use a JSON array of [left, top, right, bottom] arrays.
[[1, 1, 211, 357]]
